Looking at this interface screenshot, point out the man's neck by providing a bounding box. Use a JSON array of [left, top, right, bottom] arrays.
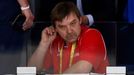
[[64, 41, 76, 48], [64, 41, 70, 48]]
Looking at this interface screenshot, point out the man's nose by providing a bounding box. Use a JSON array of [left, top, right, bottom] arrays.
[[67, 25, 72, 33]]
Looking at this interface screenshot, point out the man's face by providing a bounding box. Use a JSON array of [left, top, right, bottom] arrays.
[[55, 12, 81, 43]]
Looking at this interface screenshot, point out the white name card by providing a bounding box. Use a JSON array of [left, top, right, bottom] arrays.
[[17, 67, 36, 75], [106, 66, 126, 75]]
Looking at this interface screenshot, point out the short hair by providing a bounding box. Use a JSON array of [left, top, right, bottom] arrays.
[[51, 1, 81, 26]]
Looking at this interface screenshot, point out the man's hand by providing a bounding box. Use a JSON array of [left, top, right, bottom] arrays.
[[40, 26, 57, 45], [22, 8, 34, 31], [81, 16, 89, 25]]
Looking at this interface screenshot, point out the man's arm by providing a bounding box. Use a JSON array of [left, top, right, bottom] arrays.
[[28, 41, 50, 71], [28, 26, 56, 72], [17, 0, 29, 7], [64, 60, 92, 73], [17, 0, 34, 30]]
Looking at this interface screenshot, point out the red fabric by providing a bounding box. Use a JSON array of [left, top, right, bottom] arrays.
[[43, 25, 109, 73]]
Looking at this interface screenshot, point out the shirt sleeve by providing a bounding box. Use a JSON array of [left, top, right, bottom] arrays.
[[79, 29, 107, 71], [86, 14, 94, 26]]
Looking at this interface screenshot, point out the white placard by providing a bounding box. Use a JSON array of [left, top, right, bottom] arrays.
[[17, 67, 36, 75], [106, 66, 126, 75]]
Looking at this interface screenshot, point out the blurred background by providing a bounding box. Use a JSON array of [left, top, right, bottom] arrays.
[[0, 0, 134, 74]]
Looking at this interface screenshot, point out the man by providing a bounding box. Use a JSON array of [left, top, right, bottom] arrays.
[[0, 0, 34, 74], [31, 0, 93, 46], [28, 2, 109, 74]]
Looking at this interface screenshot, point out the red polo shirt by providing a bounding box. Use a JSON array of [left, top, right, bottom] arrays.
[[43, 25, 109, 73]]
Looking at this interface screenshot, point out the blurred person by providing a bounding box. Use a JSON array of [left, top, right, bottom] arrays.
[[0, 0, 34, 74], [117, 0, 134, 73]]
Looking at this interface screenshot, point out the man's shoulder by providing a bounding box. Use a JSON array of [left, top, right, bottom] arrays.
[[81, 25, 101, 36], [79, 25, 104, 45]]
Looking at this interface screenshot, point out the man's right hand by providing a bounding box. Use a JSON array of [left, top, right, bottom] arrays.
[[40, 26, 57, 45]]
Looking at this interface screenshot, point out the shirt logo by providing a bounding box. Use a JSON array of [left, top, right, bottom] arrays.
[[74, 52, 79, 57], [57, 53, 60, 56]]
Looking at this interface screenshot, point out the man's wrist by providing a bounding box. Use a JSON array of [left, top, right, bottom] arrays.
[[21, 5, 30, 10], [39, 40, 51, 47]]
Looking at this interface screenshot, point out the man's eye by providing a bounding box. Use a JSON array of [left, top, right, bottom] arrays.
[[71, 21, 76, 25]]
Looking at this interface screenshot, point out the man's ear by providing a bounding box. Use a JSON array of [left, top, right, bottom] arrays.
[[79, 17, 82, 24]]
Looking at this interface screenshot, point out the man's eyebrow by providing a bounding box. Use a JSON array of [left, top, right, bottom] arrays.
[[70, 19, 76, 24], [57, 24, 64, 27]]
